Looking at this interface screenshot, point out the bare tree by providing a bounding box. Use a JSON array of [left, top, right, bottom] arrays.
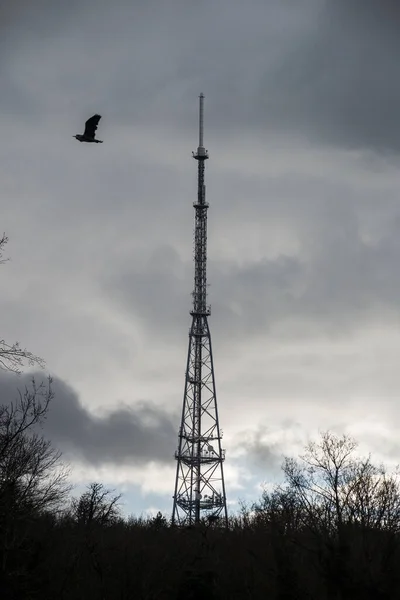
[[0, 377, 70, 575], [71, 482, 122, 526], [0, 377, 70, 513], [252, 432, 400, 596], [284, 432, 400, 532]]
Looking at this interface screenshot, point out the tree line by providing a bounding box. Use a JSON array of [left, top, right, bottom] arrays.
[[1, 233, 400, 599]]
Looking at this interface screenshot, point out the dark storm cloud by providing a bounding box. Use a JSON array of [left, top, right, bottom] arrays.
[[101, 187, 400, 344], [235, 421, 306, 475], [211, 224, 400, 338], [248, 0, 400, 153], [240, 434, 283, 474], [4, 0, 400, 514], [104, 245, 192, 343], [0, 0, 83, 46], [0, 372, 177, 466], [4, 0, 400, 151]]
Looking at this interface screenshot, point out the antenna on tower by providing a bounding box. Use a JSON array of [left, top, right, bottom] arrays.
[[194, 93, 208, 159], [172, 94, 228, 528]]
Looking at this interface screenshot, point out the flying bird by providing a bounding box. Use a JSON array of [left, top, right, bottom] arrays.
[[74, 114, 103, 143]]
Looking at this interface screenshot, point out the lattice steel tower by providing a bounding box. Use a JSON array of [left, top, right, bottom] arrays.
[[172, 94, 228, 527]]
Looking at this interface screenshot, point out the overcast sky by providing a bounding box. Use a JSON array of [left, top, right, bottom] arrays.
[[2, 0, 400, 517]]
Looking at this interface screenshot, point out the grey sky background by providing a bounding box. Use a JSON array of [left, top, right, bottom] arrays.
[[2, 0, 400, 516]]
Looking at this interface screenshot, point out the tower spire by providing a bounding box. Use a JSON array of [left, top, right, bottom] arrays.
[[172, 95, 228, 527], [197, 93, 206, 154]]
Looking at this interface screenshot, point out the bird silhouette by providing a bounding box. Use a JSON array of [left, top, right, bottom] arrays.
[[74, 114, 103, 143]]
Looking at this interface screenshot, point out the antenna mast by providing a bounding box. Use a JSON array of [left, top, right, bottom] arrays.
[[172, 94, 228, 527]]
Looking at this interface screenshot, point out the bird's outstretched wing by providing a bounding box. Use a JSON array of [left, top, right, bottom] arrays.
[[84, 114, 101, 138]]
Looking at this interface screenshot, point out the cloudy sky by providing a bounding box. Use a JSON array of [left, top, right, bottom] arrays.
[[2, 0, 400, 517]]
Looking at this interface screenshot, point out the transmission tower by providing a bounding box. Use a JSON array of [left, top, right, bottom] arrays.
[[172, 94, 228, 527]]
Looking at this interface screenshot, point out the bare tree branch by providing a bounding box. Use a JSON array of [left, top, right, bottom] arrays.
[[0, 233, 9, 265], [0, 340, 45, 374], [0, 234, 45, 373]]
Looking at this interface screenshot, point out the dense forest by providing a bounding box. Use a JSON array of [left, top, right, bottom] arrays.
[[2, 234, 400, 599]]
